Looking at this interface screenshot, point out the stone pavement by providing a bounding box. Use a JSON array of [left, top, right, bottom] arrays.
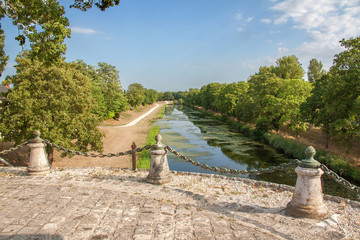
[[0, 167, 359, 240]]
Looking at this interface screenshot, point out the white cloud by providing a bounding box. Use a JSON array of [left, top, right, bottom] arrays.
[[278, 47, 289, 54], [241, 56, 277, 71], [71, 27, 103, 35], [270, 0, 360, 69], [235, 13, 242, 20], [246, 17, 254, 22], [261, 18, 272, 24], [237, 27, 245, 32]]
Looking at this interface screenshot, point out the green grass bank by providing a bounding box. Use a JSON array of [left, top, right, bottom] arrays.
[[137, 104, 166, 169], [194, 107, 360, 185]]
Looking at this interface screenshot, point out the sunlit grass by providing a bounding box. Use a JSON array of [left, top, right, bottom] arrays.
[[137, 125, 160, 169]]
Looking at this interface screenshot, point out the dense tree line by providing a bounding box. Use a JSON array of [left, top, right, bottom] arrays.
[[0, 1, 160, 154], [180, 37, 360, 149]]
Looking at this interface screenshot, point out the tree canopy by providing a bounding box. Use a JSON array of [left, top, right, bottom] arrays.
[[0, 0, 71, 76], [0, 53, 103, 152], [307, 59, 325, 83], [302, 36, 360, 147], [70, 0, 120, 11]]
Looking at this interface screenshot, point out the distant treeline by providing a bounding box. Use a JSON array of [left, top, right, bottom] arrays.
[[169, 36, 360, 150]]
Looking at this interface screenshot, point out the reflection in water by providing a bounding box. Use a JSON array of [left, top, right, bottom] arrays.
[[155, 106, 358, 200]]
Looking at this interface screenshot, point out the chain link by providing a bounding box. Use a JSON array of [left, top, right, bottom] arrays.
[[43, 139, 151, 158], [0, 140, 31, 155], [165, 145, 301, 175], [0, 157, 13, 166], [321, 164, 360, 199]]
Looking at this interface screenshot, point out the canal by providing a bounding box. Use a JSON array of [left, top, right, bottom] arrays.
[[156, 105, 358, 201]]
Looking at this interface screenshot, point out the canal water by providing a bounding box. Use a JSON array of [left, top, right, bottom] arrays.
[[156, 105, 358, 200]]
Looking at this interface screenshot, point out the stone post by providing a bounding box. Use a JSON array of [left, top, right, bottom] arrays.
[[131, 141, 137, 171], [286, 146, 329, 219], [146, 134, 171, 184], [28, 130, 50, 176]]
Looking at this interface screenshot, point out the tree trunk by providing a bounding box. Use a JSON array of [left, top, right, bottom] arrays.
[[325, 132, 330, 149]]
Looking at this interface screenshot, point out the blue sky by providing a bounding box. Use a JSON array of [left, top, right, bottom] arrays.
[[1, 0, 360, 91]]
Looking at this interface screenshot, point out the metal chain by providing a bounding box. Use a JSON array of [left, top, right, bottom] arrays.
[[321, 164, 360, 198], [43, 139, 152, 158], [0, 140, 31, 155], [0, 157, 13, 166], [165, 145, 300, 175]]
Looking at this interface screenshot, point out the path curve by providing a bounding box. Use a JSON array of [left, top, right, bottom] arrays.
[[99, 104, 160, 128]]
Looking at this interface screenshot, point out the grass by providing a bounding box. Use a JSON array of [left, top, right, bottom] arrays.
[[193, 106, 360, 185], [136, 103, 167, 169], [158, 105, 166, 119], [137, 125, 160, 169]]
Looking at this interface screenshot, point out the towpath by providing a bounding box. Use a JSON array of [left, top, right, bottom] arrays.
[[52, 102, 166, 168]]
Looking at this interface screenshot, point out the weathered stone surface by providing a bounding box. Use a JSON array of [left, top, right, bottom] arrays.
[[27, 142, 50, 176], [286, 166, 329, 219], [0, 167, 359, 240], [146, 149, 171, 184]]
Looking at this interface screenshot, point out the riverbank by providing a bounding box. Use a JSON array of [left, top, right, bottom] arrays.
[[0, 167, 359, 239], [190, 105, 360, 185]]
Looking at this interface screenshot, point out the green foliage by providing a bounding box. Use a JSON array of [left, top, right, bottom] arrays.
[[137, 125, 160, 169], [144, 89, 159, 105], [160, 91, 175, 101], [302, 36, 360, 148], [247, 68, 312, 133], [307, 58, 326, 83], [199, 83, 223, 111], [0, 54, 103, 152], [0, 0, 71, 75], [127, 83, 145, 107], [96, 62, 128, 117], [274, 55, 305, 79], [73, 60, 128, 120], [158, 105, 166, 119], [264, 133, 360, 183], [70, 0, 120, 11]]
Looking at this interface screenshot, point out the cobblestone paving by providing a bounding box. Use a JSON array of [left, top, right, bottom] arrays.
[[0, 167, 359, 240]]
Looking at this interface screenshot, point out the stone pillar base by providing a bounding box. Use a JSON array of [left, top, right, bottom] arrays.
[[146, 149, 171, 185], [28, 168, 50, 176], [28, 142, 50, 176], [286, 166, 329, 220], [286, 201, 328, 219], [146, 174, 172, 185]]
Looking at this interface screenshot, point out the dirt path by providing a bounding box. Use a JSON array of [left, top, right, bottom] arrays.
[[51, 102, 167, 168]]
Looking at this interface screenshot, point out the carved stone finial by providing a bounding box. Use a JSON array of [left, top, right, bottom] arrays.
[[152, 134, 164, 150], [32, 130, 43, 143], [301, 146, 320, 168]]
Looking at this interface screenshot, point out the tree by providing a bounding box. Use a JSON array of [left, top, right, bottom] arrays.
[[96, 62, 128, 118], [301, 36, 360, 148], [307, 59, 325, 83], [217, 82, 248, 117], [0, 0, 71, 76], [274, 55, 305, 79], [144, 89, 159, 105], [300, 73, 333, 148], [0, 54, 103, 159], [247, 66, 311, 134], [161, 91, 174, 101], [199, 83, 223, 111], [127, 83, 145, 107], [73, 60, 107, 118]]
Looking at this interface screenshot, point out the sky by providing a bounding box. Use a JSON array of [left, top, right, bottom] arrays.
[[1, 0, 360, 92]]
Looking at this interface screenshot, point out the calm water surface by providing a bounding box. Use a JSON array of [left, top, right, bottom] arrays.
[[155, 106, 358, 200]]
